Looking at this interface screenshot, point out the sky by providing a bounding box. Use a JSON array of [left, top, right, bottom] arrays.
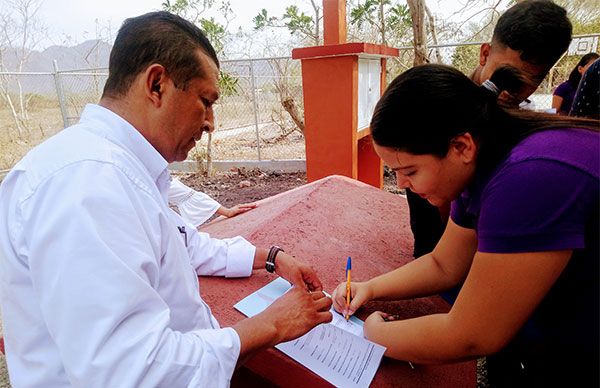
[[35, 0, 510, 49], [38, 0, 293, 48]]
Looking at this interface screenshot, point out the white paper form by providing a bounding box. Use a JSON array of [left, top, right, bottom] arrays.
[[234, 277, 386, 387]]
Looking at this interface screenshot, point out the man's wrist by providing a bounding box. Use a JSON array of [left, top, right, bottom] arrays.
[[266, 246, 284, 273]]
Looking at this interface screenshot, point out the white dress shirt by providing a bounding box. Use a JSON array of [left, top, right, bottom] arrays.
[[169, 178, 221, 227], [0, 104, 255, 387]]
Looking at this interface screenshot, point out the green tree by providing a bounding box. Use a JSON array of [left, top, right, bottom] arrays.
[[199, 17, 226, 54], [162, 0, 231, 55], [450, 44, 480, 76], [217, 71, 239, 97], [161, 0, 238, 96], [253, 1, 322, 45], [349, 0, 411, 45]]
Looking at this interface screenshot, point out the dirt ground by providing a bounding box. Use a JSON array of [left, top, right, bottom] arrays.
[[177, 168, 308, 207], [176, 166, 401, 208]]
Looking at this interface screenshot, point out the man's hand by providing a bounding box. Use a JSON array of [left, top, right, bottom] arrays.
[[265, 288, 333, 343], [233, 287, 333, 362], [275, 252, 323, 292]]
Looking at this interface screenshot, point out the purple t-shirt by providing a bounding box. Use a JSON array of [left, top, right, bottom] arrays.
[[553, 81, 577, 115], [452, 128, 598, 252], [451, 128, 599, 370]]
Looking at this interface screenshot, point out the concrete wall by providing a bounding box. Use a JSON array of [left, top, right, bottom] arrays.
[[0, 160, 307, 184]]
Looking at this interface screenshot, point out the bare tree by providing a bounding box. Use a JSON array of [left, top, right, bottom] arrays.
[[407, 0, 429, 66], [0, 49, 24, 137], [0, 0, 46, 137], [450, 0, 506, 41], [424, 4, 442, 63], [555, 0, 600, 24], [269, 57, 304, 139]]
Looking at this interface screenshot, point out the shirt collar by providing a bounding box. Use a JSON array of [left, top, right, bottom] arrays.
[[78, 103, 170, 189]]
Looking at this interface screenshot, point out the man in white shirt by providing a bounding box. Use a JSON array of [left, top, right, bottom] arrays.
[[0, 11, 332, 387]]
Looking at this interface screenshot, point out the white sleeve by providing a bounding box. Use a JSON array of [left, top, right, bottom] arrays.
[[185, 223, 255, 277], [169, 178, 221, 227], [19, 164, 241, 387]]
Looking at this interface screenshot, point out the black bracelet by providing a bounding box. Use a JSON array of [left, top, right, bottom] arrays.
[[266, 245, 284, 273]]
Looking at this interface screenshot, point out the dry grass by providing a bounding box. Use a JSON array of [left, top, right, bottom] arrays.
[[205, 123, 305, 161], [0, 107, 64, 170], [0, 102, 306, 172]]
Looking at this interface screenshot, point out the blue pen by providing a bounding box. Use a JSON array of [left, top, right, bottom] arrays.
[[345, 256, 352, 320]]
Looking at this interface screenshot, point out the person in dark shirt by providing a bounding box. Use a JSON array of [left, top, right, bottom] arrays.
[[332, 64, 599, 387], [408, 1, 572, 258], [570, 57, 600, 119]]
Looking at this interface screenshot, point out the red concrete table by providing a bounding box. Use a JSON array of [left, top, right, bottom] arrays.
[[200, 175, 476, 387]]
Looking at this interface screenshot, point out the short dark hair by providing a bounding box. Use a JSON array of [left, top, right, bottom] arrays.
[[492, 1, 572, 66], [102, 11, 219, 98]]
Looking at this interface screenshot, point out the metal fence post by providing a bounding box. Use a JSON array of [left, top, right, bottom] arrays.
[[249, 59, 262, 161], [53, 60, 69, 129]]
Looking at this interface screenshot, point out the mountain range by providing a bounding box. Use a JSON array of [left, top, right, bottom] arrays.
[[1, 39, 111, 72], [0, 40, 111, 96]]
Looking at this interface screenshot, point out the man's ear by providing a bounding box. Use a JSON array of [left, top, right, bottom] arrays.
[[144, 64, 167, 106], [479, 43, 491, 66], [450, 133, 477, 163]]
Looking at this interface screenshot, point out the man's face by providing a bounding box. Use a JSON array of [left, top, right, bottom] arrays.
[[159, 50, 220, 162], [477, 43, 549, 106]]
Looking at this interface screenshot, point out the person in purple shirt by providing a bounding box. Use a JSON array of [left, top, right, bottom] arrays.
[[408, 1, 573, 261], [330, 64, 599, 387], [552, 52, 599, 115]]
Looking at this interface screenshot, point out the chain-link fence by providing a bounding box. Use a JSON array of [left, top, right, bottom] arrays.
[[387, 34, 599, 111], [200, 57, 305, 163], [0, 70, 63, 171], [1, 34, 598, 171], [0, 57, 305, 171]]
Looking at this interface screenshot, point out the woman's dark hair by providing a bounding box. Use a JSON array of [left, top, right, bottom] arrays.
[[567, 53, 599, 87], [370, 64, 599, 171], [102, 11, 219, 98]]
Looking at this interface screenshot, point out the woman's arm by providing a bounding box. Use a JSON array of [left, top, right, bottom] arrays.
[[364, 249, 572, 364], [369, 219, 477, 300], [551, 95, 563, 111], [332, 220, 477, 315]]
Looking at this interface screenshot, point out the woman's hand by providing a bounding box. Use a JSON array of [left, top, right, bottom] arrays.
[[363, 311, 387, 337], [331, 281, 373, 318], [275, 252, 323, 292], [221, 202, 257, 218]]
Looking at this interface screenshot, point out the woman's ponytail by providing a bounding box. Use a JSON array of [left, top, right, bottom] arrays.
[[480, 65, 532, 101]]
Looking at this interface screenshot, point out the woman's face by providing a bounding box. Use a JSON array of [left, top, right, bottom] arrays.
[[578, 58, 598, 75], [374, 137, 477, 206]]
